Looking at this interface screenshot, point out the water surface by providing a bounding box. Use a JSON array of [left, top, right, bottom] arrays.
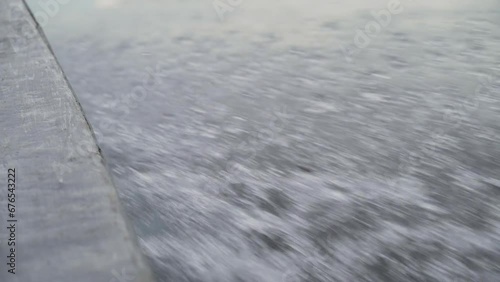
[[28, 0, 500, 281]]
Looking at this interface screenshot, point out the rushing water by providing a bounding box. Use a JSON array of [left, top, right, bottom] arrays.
[[27, 0, 500, 281]]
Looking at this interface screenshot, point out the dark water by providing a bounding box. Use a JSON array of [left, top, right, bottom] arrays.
[[28, 0, 500, 281]]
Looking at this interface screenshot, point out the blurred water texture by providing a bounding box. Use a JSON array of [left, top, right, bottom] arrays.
[[27, 0, 500, 281]]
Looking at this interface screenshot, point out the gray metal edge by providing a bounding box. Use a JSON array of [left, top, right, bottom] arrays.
[[0, 0, 156, 281]]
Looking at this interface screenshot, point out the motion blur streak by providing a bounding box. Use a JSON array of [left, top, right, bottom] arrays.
[[26, 0, 500, 281]]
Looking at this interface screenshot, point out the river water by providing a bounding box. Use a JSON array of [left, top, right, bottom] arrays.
[[27, 0, 500, 281]]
